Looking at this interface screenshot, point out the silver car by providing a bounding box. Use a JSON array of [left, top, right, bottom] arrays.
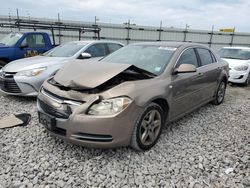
[[0, 41, 123, 96]]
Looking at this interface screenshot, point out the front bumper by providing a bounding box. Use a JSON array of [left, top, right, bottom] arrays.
[[0, 74, 44, 96], [37, 90, 143, 148], [228, 69, 249, 83]]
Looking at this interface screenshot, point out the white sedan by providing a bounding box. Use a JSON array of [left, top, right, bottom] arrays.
[[218, 47, 250, 85], [0, 41, 123, 96]]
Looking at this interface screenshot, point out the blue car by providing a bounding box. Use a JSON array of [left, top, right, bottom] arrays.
[[0, 32, 54, 68]]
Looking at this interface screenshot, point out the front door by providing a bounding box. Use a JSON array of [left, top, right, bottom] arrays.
[[15, 34, 46, 59], [169, 48, 203, 119]]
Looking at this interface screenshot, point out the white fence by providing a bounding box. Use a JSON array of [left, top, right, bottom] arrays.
[[0, 15, 250, 51]]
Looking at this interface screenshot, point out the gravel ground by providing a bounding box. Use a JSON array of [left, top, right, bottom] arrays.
[[0, 85, 249, 188]]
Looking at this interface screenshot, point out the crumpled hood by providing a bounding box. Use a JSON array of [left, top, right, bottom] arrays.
[[54, 60, 132, 89], [3, 56, 70, 72], [222, 58, 250, 68]]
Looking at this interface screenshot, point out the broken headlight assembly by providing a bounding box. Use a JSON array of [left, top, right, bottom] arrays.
[[87, 97, 132, 116]]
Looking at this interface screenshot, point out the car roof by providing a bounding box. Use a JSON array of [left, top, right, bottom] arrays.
[[67, 40, 124, 46], [131, 41, 207, 48], [222, 46, 250, 50]]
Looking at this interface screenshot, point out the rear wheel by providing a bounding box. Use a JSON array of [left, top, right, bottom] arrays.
[[212, 80, 227, 105], [130, 103, 165, 151]]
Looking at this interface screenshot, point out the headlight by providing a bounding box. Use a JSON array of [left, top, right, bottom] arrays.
[[87, 97, 132, 116], [16, 67, 47, 77], [234, 65, 248, 71]]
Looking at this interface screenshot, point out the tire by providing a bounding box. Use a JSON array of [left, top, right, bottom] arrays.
[[243, 73, 250, 86], [212, 80, 227, 105], [130, 103, 165, 151], [0, 60, 6, 69]]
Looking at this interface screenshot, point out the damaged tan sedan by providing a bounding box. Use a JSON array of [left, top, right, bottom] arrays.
[[37, 42, 229, 151]]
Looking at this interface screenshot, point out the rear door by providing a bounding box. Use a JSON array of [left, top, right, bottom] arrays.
[[170, 48, 203, 118], [195, 48, 220, 101]]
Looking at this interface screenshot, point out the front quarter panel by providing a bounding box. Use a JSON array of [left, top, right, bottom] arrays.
[[0, 47, 14, 61], [104, 77, 172, 108], [218, 58, 229, 82]]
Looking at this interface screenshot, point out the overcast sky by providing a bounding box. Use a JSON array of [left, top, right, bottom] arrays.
[[1, 0, 250, 32]]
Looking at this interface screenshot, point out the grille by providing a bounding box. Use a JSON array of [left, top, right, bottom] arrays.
[[0, 71, 16, 78], [38, 99, 71, 119], [0, 77, 21, 93], [43, 88, 83, 104], [71, 132, 113, 142]]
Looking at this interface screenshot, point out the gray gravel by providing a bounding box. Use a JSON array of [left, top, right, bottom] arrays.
[[0, 85, 249, 188]]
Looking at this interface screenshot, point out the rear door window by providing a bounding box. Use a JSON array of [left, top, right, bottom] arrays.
[[197, 48, 213, 66], [21, 34, 45, 48], [85, 43, 106, 57], [175, 48, 199, 68], [107, 43, 123, 53]]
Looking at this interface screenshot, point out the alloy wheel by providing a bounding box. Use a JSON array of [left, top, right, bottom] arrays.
[[139, 110, 162, 146], [217, 81, 226, 103]]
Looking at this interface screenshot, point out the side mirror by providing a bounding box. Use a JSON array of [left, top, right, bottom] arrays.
[[174, 64, 197, 74], [79, 52, 92, 59], [20, 43, 29, 49]]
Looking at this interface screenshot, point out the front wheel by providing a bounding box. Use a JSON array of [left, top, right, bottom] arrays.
[[130, 103, 165, 151], [243, 72, 250, 86], [0, 60, 6, 69], [212, 80, 227, 105]]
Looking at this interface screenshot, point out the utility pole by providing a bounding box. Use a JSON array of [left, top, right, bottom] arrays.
[[16, 8, 20, 31], [8, 8, 12, 32], [183, 24, 189, 42], [94, 16, 97, 25], [127, 19, 130, 45], [26, 10, 30, 21], [94, 16, 99, 39], [209, 25, 214, 48], [158, 21, 163, 41], [58, 13, 61, 44], [16, 8, 19, 19], [230, 27, 235, 47], [124, 19, 135, 45]]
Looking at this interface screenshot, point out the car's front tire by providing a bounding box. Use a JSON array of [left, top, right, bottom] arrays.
[[212, 80, 227, 105], [0, 60, 6, 69], [243, 72, 250, 86], [130, 103, 165, 151]]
